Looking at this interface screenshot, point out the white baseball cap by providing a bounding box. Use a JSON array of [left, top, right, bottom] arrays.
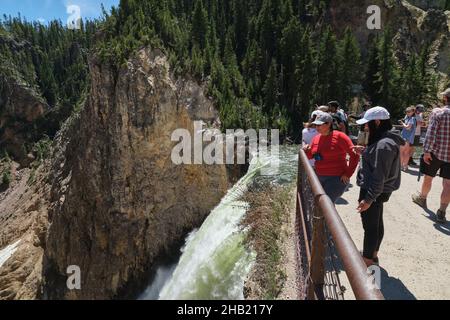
[[356, 106, 391, 125]]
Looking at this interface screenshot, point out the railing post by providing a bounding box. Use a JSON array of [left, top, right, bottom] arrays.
[[307, 202, 326, 300]]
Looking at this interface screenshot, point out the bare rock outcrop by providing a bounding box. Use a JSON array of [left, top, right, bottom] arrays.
[[0, 73, 48, 162], [328, 0, 450, 79], [42, 48, 228, 299], [0, 47, 229, 299]]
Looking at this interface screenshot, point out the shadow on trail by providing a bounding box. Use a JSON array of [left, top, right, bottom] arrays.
[[336, 197, 349, 205], [379, 267, 417, 300], [421, 208, 450, 236]]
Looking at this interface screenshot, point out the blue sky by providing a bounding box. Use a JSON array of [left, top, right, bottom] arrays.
[[1, 0, 120, 23]]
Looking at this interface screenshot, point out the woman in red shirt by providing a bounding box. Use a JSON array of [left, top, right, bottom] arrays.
[[303, 112, 360, 203]]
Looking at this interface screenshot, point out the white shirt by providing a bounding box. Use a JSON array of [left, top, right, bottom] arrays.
[[302, 128, 319, 145]]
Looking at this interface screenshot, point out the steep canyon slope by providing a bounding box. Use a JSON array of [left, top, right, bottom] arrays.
[[0, 48, 229, 299]]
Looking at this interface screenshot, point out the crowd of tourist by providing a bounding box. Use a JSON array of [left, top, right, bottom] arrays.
[[301, 89, 450, 267]]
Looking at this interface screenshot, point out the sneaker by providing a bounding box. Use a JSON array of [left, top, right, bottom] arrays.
[[412, 193, 427, 209], [436, 210, 447, 224]]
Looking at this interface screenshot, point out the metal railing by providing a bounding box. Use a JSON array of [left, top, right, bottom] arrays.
[[295, 149, 384, 300]]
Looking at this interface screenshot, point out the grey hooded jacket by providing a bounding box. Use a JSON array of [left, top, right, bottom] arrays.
[[356, 131, 405, 204]]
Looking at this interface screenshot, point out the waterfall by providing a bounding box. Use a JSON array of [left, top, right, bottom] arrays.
[[139, 146, 298, 300]]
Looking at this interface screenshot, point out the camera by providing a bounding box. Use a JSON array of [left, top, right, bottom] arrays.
[[313, 153, 323, 161]]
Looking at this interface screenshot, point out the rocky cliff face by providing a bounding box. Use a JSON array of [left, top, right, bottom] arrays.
[[0, 47, 229, 299], [0, 73, 48, 163], [328, 0, 450, 79], [43, 48, 228, 299]]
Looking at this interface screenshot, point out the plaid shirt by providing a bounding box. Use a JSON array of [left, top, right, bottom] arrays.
[[424, 106, 450, 163]]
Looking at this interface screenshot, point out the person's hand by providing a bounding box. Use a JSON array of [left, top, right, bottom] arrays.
[[357, 200, 371, 213], [341, 175, 350, 184], [424, 153, 432, 165], [302, 144, 311, 152], [352, 145, 365, 156]]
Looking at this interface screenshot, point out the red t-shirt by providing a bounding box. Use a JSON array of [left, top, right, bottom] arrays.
[[306, 131, 359, 177]]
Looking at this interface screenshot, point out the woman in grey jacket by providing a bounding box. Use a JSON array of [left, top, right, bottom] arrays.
[[354, 107, 405, 267]]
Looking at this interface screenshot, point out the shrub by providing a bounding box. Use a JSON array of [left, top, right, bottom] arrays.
[[2, 170, 11, 186]]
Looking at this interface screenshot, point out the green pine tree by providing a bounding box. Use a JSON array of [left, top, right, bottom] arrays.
[[375, 28, 398, 115], [338, 28, 362, 105], [192, 0, 209, 50]]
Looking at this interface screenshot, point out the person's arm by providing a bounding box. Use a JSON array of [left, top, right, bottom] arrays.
[[363, 148, 395, 205], [341, 134, 360, 178], [402, 118, 413, 130], [303, 136, 317, 159]]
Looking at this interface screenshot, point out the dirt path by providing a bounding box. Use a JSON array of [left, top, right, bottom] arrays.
[[337, 167, 450, 300]]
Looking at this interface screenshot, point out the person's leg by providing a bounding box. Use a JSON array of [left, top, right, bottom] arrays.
[[406, 143, 412, 167], [401, 144, 410, 168], [421, 175, 434, 198], [440, 178, 450, 212], [414, 154, 442, 208], [361, 200, 383, 263], [410, 145, 415, 159], [375, 202, 384, 257], [400, 145, 406, 168], [436, 178, 450, 223]]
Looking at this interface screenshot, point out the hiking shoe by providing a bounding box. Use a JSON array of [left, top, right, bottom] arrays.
[[436, 210, 447, 224], [412, 193, 427, 209]]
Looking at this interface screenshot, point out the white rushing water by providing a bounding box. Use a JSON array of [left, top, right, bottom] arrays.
[[0, 240, 21, 269], [139, 146, 298, 300]]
